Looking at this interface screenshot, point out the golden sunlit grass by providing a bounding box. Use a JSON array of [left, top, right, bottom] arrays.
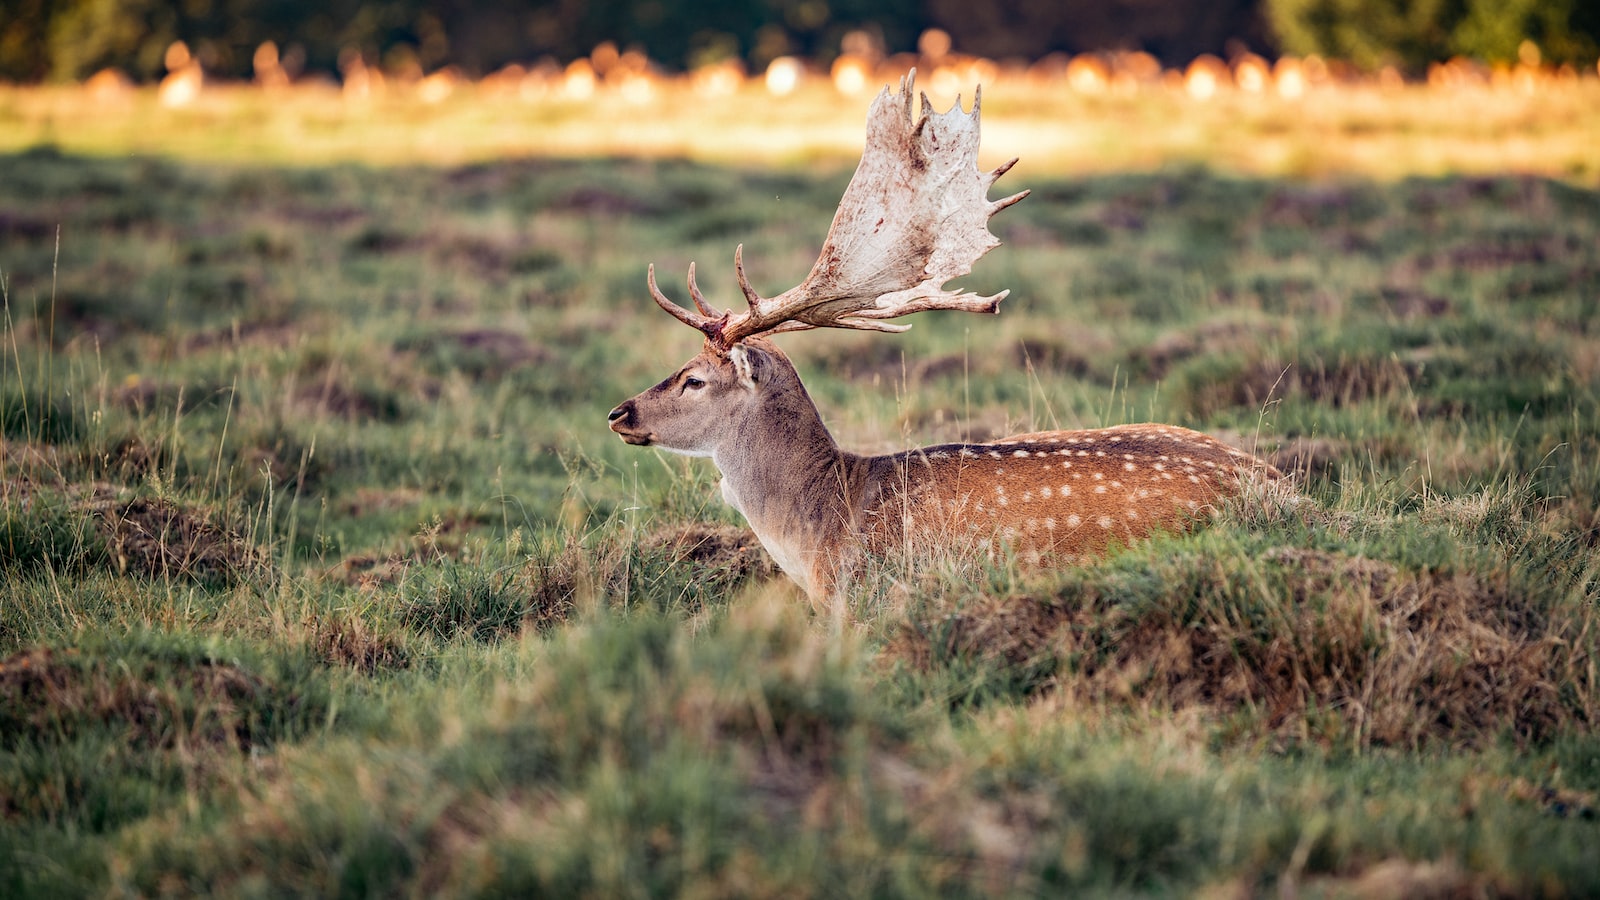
[[3, 69, 1599, 182]]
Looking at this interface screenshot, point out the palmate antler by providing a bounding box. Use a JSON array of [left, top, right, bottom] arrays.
[[648, 70, 1029, 351]]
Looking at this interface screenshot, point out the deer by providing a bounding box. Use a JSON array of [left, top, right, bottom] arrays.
[[607, 72, 1281, 603]]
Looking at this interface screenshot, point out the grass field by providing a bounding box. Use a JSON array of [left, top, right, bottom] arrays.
[[3, 80, 1600, 896]]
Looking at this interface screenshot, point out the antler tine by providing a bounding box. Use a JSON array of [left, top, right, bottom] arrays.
[[647, 263, 721, 336], [993, 185, 1031, 214], [987, 156, 1018, 185], [733, 244, 762, 309], [684, 262, 721, 318]]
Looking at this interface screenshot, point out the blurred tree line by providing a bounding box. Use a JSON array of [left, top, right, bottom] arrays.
[[1, 0, 1595, 83], [1266, 0, 1599, 72]]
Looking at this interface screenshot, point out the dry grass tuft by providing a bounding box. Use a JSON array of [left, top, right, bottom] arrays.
[[805, 338, 968, 385], [889, 548, 1589, 749], [103, 497, 268, 586], [1300, 858, 1482, 900], [305, 612, 411, 672], [1183, 356, 1419, 417], [1210, 431, 1349, 481], [1130, 320, 1291, 381], [331, 552, 415, 589], [512, 522, 775, 627], [0, 646, 264, 751], [641, 522, 776, 583], [516, 546, 586, 631], [1265, 436, 1349, 480]]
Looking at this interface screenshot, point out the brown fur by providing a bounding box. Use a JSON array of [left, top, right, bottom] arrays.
[[610, 338, 1280, 601]]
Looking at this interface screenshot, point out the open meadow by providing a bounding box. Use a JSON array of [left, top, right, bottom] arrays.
[[3, 73, 1600, 895]]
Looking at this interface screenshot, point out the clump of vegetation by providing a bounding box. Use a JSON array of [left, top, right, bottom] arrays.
[[103, 496, 269, 586], [1, 645, 265, 754], [888, 533, 1593, 751]]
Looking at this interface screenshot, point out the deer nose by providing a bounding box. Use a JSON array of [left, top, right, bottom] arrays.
[[607, 402, 633, 427]]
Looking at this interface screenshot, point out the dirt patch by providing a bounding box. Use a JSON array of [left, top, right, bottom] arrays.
[[103, 435, 163, 479], [180, 319, 304, 354], [887, 548, 1584, 750], [0, 439, 65, 476], [288, 352, 442, 423], [333, 553, 415, 590], [642, 522, 777, 583], [347, 224, 414, 254], [1378, 286, 1453, 320], [1263, 436, 1348, 479], [292, 373, 405, 423], [431, 235, 516, 273], [339, 486, 426, 518], [1014, 338, 1097, 379], [1439, 236, 1579, 271], [1261, 184, 1364, 228], [306, 613, 410, 672], [104, 497, 267, 586], [895, 406, 1018, 445], [805, 340, 968, 385], [1551, 497, 1600, 549], [281, 203, 365, 228], [4, 472, 269, 586], [448, 329, 547, 367], [1128, 320, 1287, 380], [0, 646, 264, 752], [233, 440, 316, 489], [0, 210, 60, 241], [402, 328, 549, 380], [1298, 859, 1481, 900], [1179, 355, 1419, 417], [112, 378, 234, 414], [493, 523, 776, 633], [548, 185, 659, 216]]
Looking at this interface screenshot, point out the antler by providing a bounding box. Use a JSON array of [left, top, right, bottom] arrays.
[[647, 70, 1029, 351]]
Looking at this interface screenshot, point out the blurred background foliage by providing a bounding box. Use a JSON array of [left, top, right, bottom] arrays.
[[1265, 0, 1600, 72], [1, 0, 1596, 84]]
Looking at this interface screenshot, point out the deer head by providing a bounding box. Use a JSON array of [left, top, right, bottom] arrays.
[[609, 71, 1026, 458], [606, 337, 824, 461]]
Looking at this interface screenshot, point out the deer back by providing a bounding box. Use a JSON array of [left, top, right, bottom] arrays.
[[858, 424, 1280, 565]]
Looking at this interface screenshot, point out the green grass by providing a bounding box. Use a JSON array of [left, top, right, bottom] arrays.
[[3, 148, 1599, 896]]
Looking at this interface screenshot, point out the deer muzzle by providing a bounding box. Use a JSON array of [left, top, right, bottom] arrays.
[[607, 400, 654, 445]]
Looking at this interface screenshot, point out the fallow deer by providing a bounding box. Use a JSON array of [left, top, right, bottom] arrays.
[[608, 72, 1280, 601]]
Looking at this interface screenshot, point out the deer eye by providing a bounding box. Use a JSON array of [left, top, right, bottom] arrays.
[[683, 376, 705, 390]]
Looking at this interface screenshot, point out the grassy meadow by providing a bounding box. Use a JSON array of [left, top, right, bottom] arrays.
[[3, 79, 1600, 895]]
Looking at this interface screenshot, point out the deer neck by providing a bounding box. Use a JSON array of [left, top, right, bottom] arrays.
[[711, 378, 861, 594]]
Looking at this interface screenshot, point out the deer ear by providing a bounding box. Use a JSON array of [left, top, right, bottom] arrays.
[[729, 343, 768, 389]]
